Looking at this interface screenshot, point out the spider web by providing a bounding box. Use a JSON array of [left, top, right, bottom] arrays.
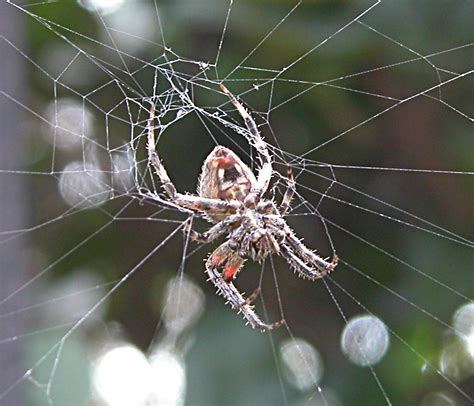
[[0, 0, 473, 405]]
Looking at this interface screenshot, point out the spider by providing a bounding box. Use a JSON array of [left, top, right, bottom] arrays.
[[146, 84, 338, 331]]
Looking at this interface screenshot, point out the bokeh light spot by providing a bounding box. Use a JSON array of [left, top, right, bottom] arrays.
[[280, 338, 324, 391], [420, 391, 457, 406], [77, 0, 124, 15], [341, 315, 389, 366], [149, 348, 186, 406], [59, 161, 111, 208], [453, 302, 474, 358], [162, 275, 205, 333], [42, 98, 94, 150], [92, 345, 153, 406]]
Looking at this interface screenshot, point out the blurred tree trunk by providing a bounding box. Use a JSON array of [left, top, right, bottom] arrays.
[[0, 2, 28, 404]]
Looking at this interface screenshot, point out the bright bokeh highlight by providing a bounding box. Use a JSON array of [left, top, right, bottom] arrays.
[[149, 348, 186, 406], [42, 98, 94, 150], [453, 302, 474, 358], [59, 161, 111, 208], [100, 2, 158, 53], [77, 0, 124, 15], [92, 345, 154, 406], [341, 315, 390, 366]]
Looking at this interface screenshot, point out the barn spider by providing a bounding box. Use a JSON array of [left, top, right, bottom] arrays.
[[147, 84, 338, 331]]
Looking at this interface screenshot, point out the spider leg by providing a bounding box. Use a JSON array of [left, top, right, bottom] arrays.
[[243, 287, 261, 306], [280, 244, 327, 280], [279, 234, 338, 280], [279, 165, 295, 216], [219, 84, 272, 200], [185, 215, 241, 243], [147, 102, 241, 216], [285, 232, 338, 275], [206, 242, 284, 331]]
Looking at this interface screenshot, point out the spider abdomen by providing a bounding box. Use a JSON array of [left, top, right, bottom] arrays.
[[197, 146, 257, 221]]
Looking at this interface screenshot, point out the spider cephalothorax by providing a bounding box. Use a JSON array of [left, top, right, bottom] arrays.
[[147, 84, 338, 331]]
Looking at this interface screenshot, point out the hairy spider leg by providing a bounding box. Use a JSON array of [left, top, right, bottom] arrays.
[[262, 219, 337, 279], [147, 102, 240, 216], [285, 231, 339, 275], [279, 245, 331, 280], [244, 287, 262, 306], [206, 242, 284, 331], [279, 165, 296, 216], [147, 104, 177, 199], [184, 215, 241, 243], [206, 243, 246, 283], [219, 84, 272, 201], [222, 254, 245, 283]]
